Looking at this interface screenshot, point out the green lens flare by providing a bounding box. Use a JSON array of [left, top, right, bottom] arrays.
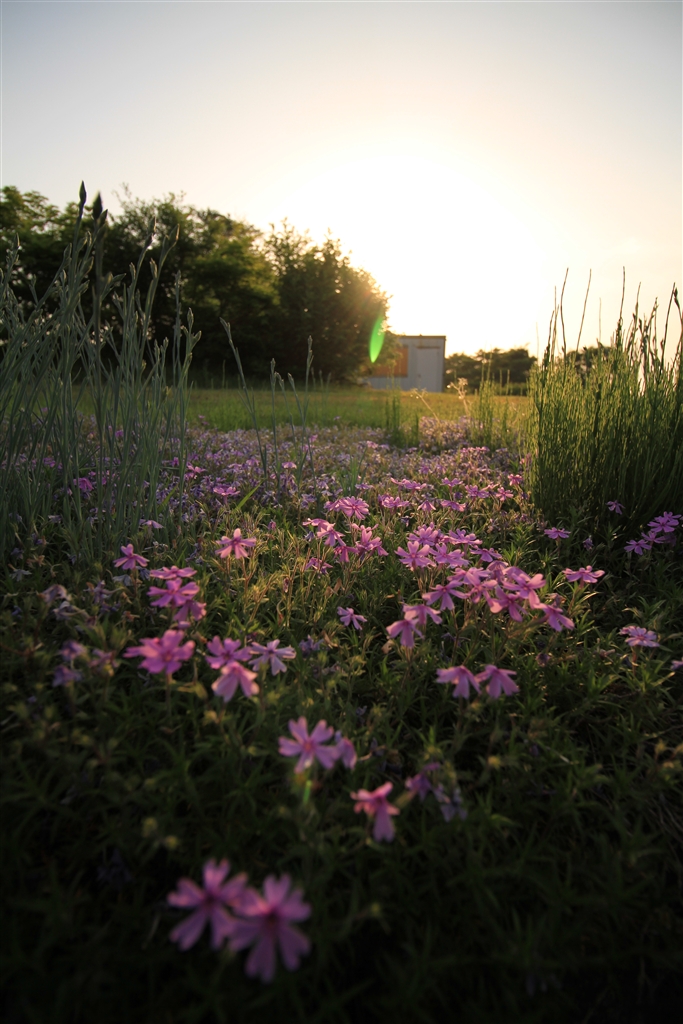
[[369, 316, 386, 364]]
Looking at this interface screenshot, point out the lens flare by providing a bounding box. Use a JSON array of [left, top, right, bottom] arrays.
[[369, 316, 385, 363]]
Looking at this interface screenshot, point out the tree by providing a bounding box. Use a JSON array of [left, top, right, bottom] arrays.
[[445, 346, 536, 391], [263, 223, 389, 382]]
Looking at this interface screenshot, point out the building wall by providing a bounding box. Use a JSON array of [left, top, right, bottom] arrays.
[[367, 335, 446, 392]]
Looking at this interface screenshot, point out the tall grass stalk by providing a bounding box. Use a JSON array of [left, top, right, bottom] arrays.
[[525, 281, 683, 534], [0, 184, 197, 560]]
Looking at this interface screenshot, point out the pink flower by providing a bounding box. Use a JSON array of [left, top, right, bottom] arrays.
[[229, 875, 311, 982], [607, 501, 624, 514], [386, 615, 423, 648], [278, 717, 338, 771], [544, 527, 570, 540], [215, 528, 257, 560], [168, 858, 248, 951], [538, 599, 575, 632], [485, 587, 525, 622], [149, 565, 197, 581], [436, 665, 480, 699], [335, 496, 369, 521], [620, 626, 660, 648], [475, 664, 519, 699], [625, 537, 653, 555], [249, 639, 296, 675], [350, 526, 388, 560], [124, 629, 195, 677], [422, 581, 461, 611], [395, 541, 435, 571], [351, 782, 400, 842], [333, 732, 357, 769], [337, 607, 367, 630], [205, 636, 252, 670], [114, 543, 149, 570], [402, 603, 442, 628], [563, 566, 605, 584], [213, 662, 259, 701], [671, 659, 683, 671], [89, 649, 120, 675], [405, 763, 440, 802]]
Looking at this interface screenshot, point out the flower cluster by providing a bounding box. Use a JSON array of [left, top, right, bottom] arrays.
[[625, 512, 680, 555], [168, 860, 311, 983]]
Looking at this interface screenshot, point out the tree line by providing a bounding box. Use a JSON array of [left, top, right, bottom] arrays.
[[444, 347, 536, 393], [0, 186, 390, 382]]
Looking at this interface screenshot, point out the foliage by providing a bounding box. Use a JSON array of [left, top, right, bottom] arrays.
[[1, 186, 389, 383], [445, 347, 536, 393], [0, 184, 197, 562], [525, 287, 683, 540]]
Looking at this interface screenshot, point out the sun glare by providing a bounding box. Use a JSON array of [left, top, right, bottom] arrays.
[[270, 154, 546, 353]]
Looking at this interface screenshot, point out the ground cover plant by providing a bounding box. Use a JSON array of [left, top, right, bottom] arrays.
[[2, 207, 683, 1024]]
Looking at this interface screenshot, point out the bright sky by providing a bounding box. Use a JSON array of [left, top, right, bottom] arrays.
[[1, 1, 681, 357]]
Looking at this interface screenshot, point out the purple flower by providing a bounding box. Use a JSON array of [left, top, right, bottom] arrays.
[[436, 665, 480, 699], [205, 636, 252, 670], [386, 615, 423, 649], [124, 629, 195, 677], [607, 501, 624, 514], [229, 875, 311, 983], [213, 662, 259, 701], [563, 565, 605, 584], [351, 782, 400, 842], [168, 859, 248, 951], [405, 762, 441, 802], [337, 607, 367, 630], [333, 732, 357, 769], [539, 599, 575, 632], [619, 626, 660, 648], [215, 528, 257, 560], [52, 665, 82, 687], [671, 659, 683, 671], [149, 565, 197, 581], [544, 527, 570, 540], [625, 537, 653, 555], [278, 717, 338, 772], [475, 664, 519, 699], [249, 639, 296, 675], [395, 541, 435, 571], [114, 543, 149, 570]]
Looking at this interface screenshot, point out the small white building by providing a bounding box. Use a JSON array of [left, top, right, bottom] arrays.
[[366, 335, 446, 392]]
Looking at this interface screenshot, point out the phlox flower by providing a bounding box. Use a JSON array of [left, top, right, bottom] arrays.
[[350, 526, 388, 559], [278, 717, 337, 771], [351, 782, 400, 842], [89, 649, 120, 676], [215, 528, 257, 560], [405, 763, 440, 802], [607, 501, 624, 514], [229, 875, 311, 983], [139, 519, 163, 529], [563, 566, 605, 584], [168, 858, 248, 951], [395, 541, 435, 571], [409, 525, 442, 545], [337, 606, 367, 630], [624, 537, 653, 555], [149, 565, 197, 581], [433, 784, 468, 822], [335, 496, 369, 521], [124, 629, 195, 676], [402, 603, 442, 628], [620, 626, 660, 648], [114, 543, 149, 570], [333, 731, 357, 769], [671, 659, 683, 671], [538, 598, 575, 632], [249, 639, 296, 675], [205, 636, 252, 670], [422, 581, 461, 611], [544, 527, 570, 540], [213, 662, 259, 701], [485, 587, 525, 622], [649, 512, 680, 532], [436, 665, 480, 699], [53, 664, 82, 687], [386, 615, 423, 648], [304, 557, 331, 573], [475, 664, 519, 699]]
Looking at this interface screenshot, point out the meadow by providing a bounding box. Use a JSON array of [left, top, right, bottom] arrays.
[[1, 211, 682, 1024]]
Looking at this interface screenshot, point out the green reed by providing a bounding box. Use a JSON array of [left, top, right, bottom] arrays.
[[0, 184, 197, 561], [525, 283, 683, 536]]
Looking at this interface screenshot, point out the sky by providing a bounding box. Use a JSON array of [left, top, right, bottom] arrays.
[[1, 0, 681, 358]]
